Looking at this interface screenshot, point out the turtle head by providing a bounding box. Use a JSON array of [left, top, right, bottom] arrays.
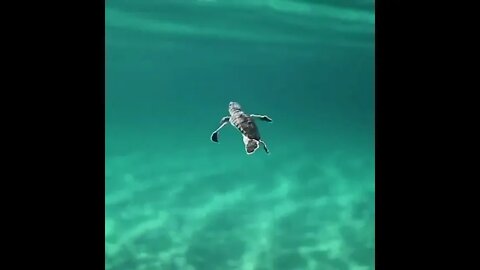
[[229, 101, 242, 113]]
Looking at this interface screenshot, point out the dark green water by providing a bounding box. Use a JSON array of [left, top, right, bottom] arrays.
[[106, 0, 374, 269]]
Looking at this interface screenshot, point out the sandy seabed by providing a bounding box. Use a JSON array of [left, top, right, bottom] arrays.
[[106, 142, 374, 270]]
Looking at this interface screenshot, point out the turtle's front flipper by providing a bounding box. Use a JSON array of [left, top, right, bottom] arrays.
[[250, 114, 273, 122], [210, 116, 230, 143], [219, 116, 230, 124]]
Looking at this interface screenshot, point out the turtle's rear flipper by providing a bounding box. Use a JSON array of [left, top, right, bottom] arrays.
[[259, 140, 269, 154], [245, 139, 260, 155]]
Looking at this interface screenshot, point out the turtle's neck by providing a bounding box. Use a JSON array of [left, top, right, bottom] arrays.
[[229, 108, 242, 116]]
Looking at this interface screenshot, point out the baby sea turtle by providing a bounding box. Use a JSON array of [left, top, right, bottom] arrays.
[[210, 101, 273, 155]]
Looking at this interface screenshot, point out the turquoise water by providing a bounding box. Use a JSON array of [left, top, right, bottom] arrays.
[[106, 0, 374, 269]]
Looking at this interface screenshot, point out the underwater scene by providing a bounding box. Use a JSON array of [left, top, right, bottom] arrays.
[[106, 0, 374, 269]]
